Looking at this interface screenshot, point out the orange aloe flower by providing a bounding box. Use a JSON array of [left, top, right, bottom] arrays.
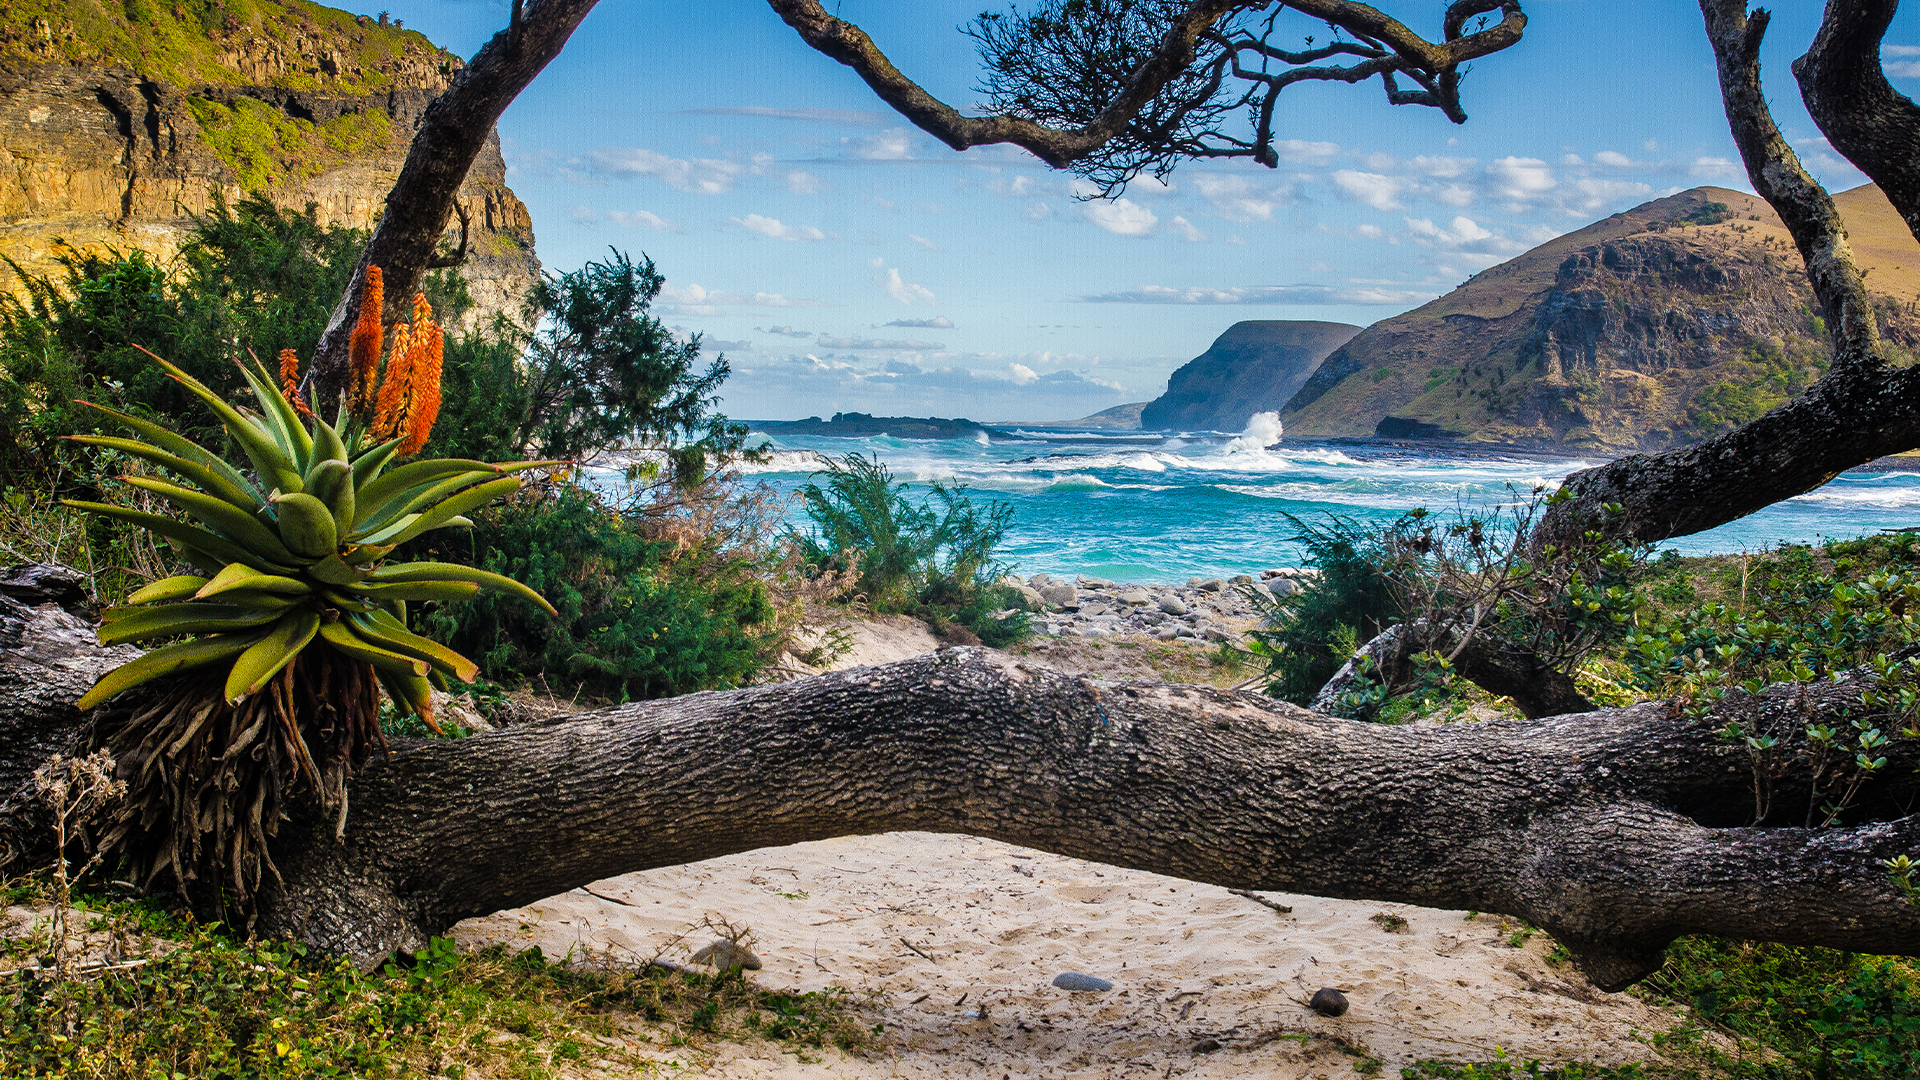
[[348, 265, 384, 418], [370, 293, 446, 457], [278, 348, 313, 419]]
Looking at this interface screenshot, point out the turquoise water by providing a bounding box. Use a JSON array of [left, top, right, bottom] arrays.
[[738, 423, 1920, 586]]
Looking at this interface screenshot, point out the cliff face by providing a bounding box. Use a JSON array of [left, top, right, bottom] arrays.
[[1140, 320, 1362, 431], [0, 0, 538, 330], [1282, 186, 1920, 450]]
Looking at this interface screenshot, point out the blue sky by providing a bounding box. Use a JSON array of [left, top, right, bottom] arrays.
[[376, 1, 1920, 421]]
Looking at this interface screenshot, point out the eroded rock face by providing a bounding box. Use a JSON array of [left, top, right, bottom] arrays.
[[0, 16, 538, 332], [1140, 320, 1363, 432]]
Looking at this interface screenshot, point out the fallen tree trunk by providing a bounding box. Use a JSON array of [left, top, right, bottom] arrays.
[[160, 651, 1920, 990], [7, 619, 1920, 992]]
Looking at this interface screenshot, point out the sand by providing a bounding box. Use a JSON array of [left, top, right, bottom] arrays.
[[453, 619, 1707, 1077]]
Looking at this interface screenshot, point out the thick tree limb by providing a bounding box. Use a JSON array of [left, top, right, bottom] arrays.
[[228, 648, 1916, 992], [1796, 0, 1920, 246], [1534, 1, 1904, 550], [310, 0, 602, 407], [6, 623, 1920, 992]]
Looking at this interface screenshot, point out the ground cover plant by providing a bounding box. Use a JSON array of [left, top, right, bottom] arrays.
[[0, 880, 877, 1078]]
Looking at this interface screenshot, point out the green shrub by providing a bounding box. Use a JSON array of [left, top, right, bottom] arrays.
[[794, 453, 1030, 645], [423, 482, 780, 701], [1243, 513, 1400, 705]]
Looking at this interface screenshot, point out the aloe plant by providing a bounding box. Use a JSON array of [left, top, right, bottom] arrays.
[[61, 278, 556, 904]]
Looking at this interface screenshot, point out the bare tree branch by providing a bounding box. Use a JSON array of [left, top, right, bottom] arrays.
[[1794, 0, 1920, 246]]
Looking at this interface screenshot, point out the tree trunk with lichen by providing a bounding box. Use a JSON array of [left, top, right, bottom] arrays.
[[6, 606, 1920, 994]]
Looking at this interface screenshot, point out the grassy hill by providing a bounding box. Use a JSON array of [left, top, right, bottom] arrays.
[[1282, 185, 1920, 450]]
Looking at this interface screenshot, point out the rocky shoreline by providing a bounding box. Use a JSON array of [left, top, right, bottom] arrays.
[[1004, 569, 1317, 641]]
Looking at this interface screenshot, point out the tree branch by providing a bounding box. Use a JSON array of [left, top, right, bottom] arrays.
[[1795, 0, 1920, 247], [1533, 0, 1897, 550], [310, 0, 603, 407]]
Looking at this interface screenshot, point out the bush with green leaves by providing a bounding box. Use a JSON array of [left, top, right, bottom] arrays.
[[793, 453, 1029, 646], [422, 480, 782, 701], [1241, 512, 1401, 705]]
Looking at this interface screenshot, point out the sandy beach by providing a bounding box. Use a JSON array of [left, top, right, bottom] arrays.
[[451, 616, 1710, 1078]]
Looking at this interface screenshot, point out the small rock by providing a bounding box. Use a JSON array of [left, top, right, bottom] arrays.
[[1229, 574, 1254, 585], [1052, 972, 1114, 992], [1198, 578, 1226, 593], [1261, 568, 1288, 580], [1191, 1038, 1222, 1054], [1158, 596, 1189, 616], [1119, 589, 1151, 605], [1269, 578, 1296, 598], [1038, 583, 1077, 607], [1153, 626, 1180, 641], [1079, 603, 1108, 617], [1009, 584, 1046, 609], [1308, 987, 1349, 1017], [1079, 626, 1108, 639], [1175, 625, 1196, 638], [1028, 573, 1052, 587], [690, 939, 762, 971], [1187, 576, 1204, 588], [1203, 626, 1235, 643]]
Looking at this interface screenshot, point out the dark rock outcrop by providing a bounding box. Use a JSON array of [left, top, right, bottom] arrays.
[[1140, 321, 1362, 432]]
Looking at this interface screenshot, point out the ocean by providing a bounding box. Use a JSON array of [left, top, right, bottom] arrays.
[[735, 417, 1920, 586]]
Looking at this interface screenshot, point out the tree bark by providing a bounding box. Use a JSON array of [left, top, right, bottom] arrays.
[[1533, 1, 1909, 551], [309, 0, 602, 407]]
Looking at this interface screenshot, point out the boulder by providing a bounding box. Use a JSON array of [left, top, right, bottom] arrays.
[[1038, 583, 1077, 608], [1118, 589, 1151, 605], [1158, 596, 1189, 616]]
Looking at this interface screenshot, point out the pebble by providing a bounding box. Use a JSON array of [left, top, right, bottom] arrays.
[[1158, 595, 1189, 616], [1309, 987, 1349, 1017], [1052, 972, 1114, 992], [690, 939, 762, 971]]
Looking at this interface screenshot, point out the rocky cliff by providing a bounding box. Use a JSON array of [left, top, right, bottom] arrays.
[[1141, 320, 1362, 432], [0, 0, 538, 329], [1281, 185, 1920, 450]]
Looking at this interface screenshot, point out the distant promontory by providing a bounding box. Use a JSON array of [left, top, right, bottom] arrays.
[[1140, 321, 1363, 431], [754, 413, 993, 439]]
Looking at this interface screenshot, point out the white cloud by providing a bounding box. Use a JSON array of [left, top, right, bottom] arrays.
[[606, 210, 674, 230], [1486, 157, 1557, 205], [872, 260, 937, 304], [785, 170, 825, 195], [587, 148, 743, 194], [1080, 284, 1434, 305], [1082, 198, 1158, 236], [1431, 183, 1476, 208], [731, 214, 830, 241], [659, 282, 827, 309], [988, 174, 1036, 197], [1332, 170, 1407, 211], [855, 128, 916, 159], [1569, 177, 1654, 212], [1690, 156, 1745, 181], [1168, 216, 1207, 242], [1272, 139, 1340, 165], [908, 234, 939, 250], [1405, 215, 1492, 247], [1193, 174, 1287, 221], [759, 325, 814, 337], [818, 336, 944, 350], [1408, 155, 1476, 179], [1593, 150, 1638, 168], [885, 316, 954, 328], [1025, 201, 1054, 220], [1885, 44, 1920, 77], [1008, 363, 1038, 384]]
